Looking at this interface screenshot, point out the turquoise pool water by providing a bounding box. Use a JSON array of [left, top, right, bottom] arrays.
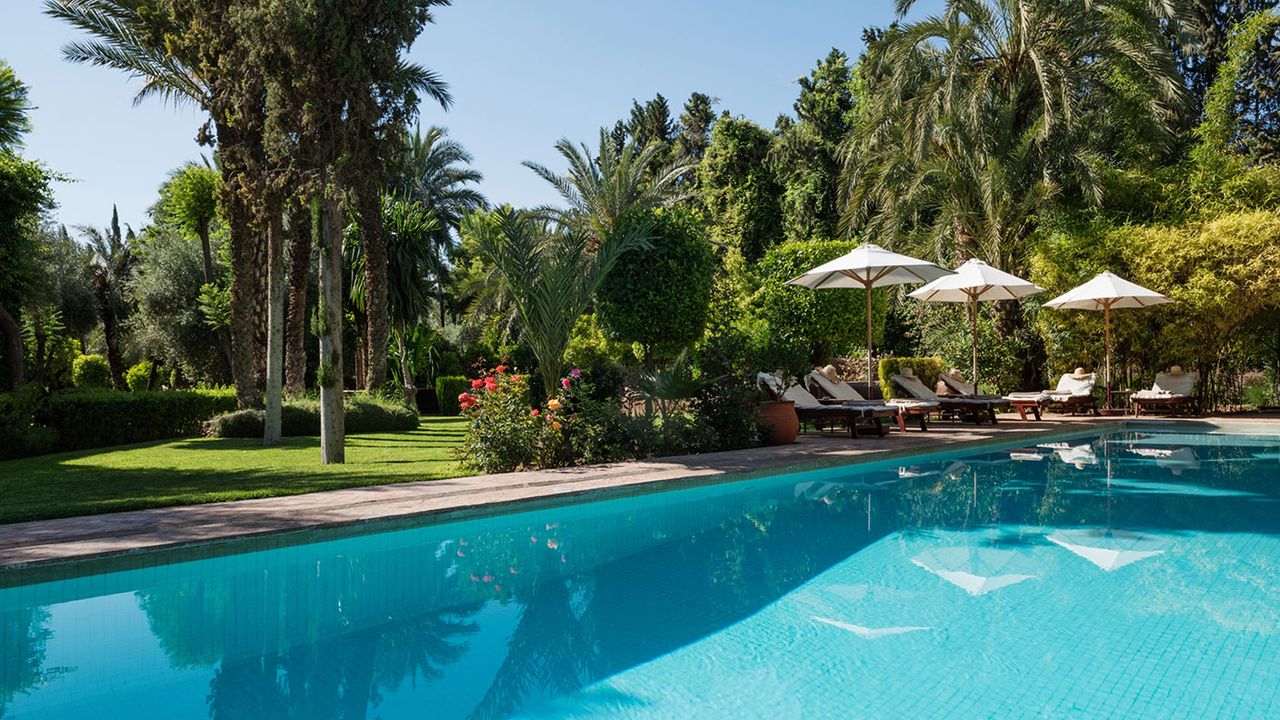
[[2, 429, 1279, 719]]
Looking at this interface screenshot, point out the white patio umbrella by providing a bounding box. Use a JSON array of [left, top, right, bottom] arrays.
[[1044, 271, 1170, 408], [907, 259, 1043, 393], [786, 243, 950, 396]]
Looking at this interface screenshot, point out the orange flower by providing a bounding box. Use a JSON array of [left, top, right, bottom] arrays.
[[495, 364, 507, 373], [551, 420, 563, 431], [547, 398, 562, 410]]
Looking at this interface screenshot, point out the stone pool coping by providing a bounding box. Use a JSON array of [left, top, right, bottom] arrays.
[[1, 415, 1275, 573]]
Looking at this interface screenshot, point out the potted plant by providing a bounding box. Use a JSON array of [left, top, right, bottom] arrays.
[[751, 324, 810, 446]]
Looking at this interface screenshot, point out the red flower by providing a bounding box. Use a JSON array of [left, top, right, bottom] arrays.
[[457, 392, 472, 403], [495, 364, 507, 374], [470, 378, 484, 389], [530, 408, 540, 417]]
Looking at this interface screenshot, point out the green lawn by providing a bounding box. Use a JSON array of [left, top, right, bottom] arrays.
[[0, 417, 470, 525]]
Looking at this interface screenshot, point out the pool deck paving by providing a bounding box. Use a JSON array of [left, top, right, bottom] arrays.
[[2, 414, 1276, 571]]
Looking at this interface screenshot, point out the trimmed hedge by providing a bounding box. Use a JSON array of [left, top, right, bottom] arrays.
[[203, 394, 418, 438], [878, 357, 945, 399], [0, 387, 57, 460], [44, 388, 238, 451], [434, 375, 470, 416]]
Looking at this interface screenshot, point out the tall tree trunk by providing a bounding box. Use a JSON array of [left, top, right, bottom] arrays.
[[397, 330, 417, 410], [227, 189, 262, 408], [93, 273, 126, 390], [251, 210, 270, 395], [284, 200, 312, 396], [317, 190, 345, 464], [264, 197, 287, 446], [198, 216, 234, 376], [360, 189, 389, 392], [197, 217, 215, 285], [0, 301, 23, 389]]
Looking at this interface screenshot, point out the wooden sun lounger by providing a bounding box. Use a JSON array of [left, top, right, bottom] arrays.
[[805, 372, 932, 432]]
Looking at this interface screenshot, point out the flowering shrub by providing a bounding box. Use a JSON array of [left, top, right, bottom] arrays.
[[457, 362, 749, 473]]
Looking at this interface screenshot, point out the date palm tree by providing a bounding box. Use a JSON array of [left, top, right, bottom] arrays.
[[0, 60, 33, 148], [841, 0, 1187, 271], [392, 125, 486, 326], [81, 207, 134, 389]]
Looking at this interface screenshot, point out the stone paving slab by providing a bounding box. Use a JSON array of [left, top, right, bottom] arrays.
[[1, 415, 1273, 571]]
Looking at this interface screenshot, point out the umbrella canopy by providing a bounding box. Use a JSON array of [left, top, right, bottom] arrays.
[[1046, 529, 1166, 572], [908, 259, 1043, 392], [1043, 271, 1170, 310], [1044, 271, 1170, 408], [786, 243, 949, 395]]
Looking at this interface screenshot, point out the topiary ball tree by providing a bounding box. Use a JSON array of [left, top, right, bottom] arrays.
[[597, 208, 714, 368], [754, 239, 888, 365]]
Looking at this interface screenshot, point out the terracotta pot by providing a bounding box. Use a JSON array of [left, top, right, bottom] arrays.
[[758, 400, 799, 445]]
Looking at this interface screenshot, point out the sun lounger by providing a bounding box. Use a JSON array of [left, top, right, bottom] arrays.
[[1006, 371, 1098, 418], [890, 370, 1003, 424], [1132, 368, 1199, 417], [805, 371, 935, 431], [758, 373, 895, 438]]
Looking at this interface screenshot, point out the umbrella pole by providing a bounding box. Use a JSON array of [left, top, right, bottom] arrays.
[[866, 282, 874, 398], [1104, 301, 1112, 410], [970, 297, 978, 394]]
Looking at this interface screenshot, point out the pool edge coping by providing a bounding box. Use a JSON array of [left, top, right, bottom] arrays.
[[1, 416, 1273, 580]]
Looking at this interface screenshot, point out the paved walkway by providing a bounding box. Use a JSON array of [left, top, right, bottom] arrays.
[[1, 415, 1273, 571]]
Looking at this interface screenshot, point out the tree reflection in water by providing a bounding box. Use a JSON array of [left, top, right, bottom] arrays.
[[3, 431, 1278, 719]]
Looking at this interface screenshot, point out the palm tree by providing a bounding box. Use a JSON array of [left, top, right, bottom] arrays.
[[841, 0, 1186, 271], [464, 209, 646, 396], [81, 206, 134, 389], [0, 60, 33, 149], [392, 126, 486, 326], [348, 196, 442, 407], [523, 128, 694, 245]]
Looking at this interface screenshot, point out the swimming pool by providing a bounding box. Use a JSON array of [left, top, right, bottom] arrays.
[[2, 429, 1278, 719]]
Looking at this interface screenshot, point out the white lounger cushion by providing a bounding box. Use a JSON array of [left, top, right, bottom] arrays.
[[1134, 370, 1199, 399]]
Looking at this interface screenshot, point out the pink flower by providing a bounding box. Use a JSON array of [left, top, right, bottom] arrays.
[[561, 378, 571, 388], [570, 368, 582, 379]]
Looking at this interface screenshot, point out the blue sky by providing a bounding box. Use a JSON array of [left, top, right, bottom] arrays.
[[2, 0, 942, 231]]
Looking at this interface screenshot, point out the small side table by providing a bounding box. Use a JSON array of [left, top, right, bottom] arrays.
[[1100, 389, 1134, 416]]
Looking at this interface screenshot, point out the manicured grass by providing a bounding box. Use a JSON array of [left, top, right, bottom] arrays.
[[0, 417, 470, 525]]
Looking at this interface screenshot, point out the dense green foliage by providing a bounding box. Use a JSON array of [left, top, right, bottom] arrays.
[[434, 374, 470, 415], [71, 354, 111, 389], [753, 240, 887, 363], [878, 357, 945, 399], [204, 394, 418, 438], [42, 388, 237, 452], [596, 208, 714, 363], [700, 117, 782, 263]]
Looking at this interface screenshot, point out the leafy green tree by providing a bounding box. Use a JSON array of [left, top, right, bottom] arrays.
[[46, 0, 268, 409], [596, 208, 713, 367], [675, 92, 716, 163], [0, 63, 51, 389], [153, 159, 221, 284], [753, 240, 887, 364], [699, 116, 782, 264], [1178, 0, 1280, 160], [130, 225, 230, 384], [0, 153, 53, 389], [770, 49, 861, 242]]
